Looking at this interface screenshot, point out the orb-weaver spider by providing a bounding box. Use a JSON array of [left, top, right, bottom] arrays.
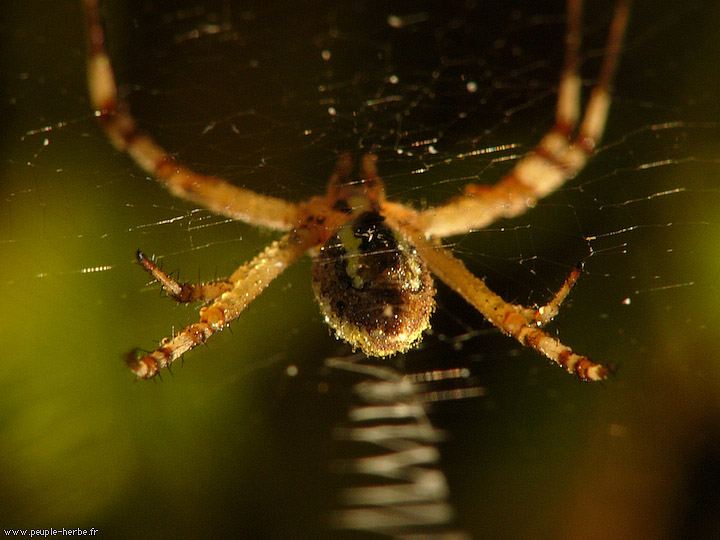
[[84, 0, 630, 381]]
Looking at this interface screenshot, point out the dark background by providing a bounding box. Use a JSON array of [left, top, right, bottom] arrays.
[[1, 1, 720, 538]]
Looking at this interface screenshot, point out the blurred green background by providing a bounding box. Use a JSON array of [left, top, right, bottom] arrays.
[[1, 1, 720, 538]]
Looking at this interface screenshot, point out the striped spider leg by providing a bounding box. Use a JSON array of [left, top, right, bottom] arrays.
[[84, 0, 629, 381], [382, 0, 631, 381], [415, 0, 631, 237]]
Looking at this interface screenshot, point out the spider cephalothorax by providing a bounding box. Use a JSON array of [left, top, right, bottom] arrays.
[[85, 0, 630, 382]]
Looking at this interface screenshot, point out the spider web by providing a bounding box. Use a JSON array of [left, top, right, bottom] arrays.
[[2, 1, 720, 539]]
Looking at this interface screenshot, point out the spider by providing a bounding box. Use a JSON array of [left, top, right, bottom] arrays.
[[84, 0, 630, 381]]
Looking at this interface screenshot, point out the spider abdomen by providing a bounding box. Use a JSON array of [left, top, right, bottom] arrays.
[[312, 210, 435, 357]]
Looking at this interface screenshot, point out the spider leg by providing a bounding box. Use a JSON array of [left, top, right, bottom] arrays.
[[83, 0, 299, 231], [533, 261, 583, 327], [555, 0, 583, 133], [136, 250, 235, 303], [417, 0, 631, 238], [128, 231, 315, 379], [391, 218, 608, 381]]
